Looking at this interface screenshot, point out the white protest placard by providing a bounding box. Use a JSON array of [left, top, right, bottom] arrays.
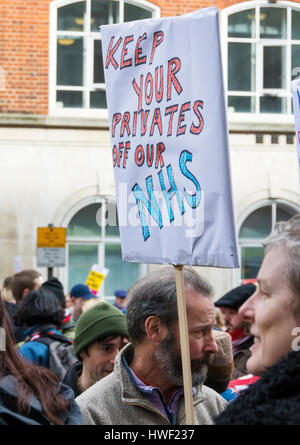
[[101, 7, 239, 268], [292, 79, 300, 182]]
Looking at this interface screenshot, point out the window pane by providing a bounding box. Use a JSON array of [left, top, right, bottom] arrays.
[[124, 3, 152, 22], [276, 206, 296, 222], [57, 37, 83, 86], [239, 206, 272, 239], [241, 246, 264, 280], [57, 91, 83, 108], [228, 9, 255, 38], [292, 45, 300, 81], [91, 0, 119, 30], [228, 43, 255, 91], [260, 7, 286, 39], [68, 244, 98, 291], [104, 243, 141, 296], [228, 96, 254, 113], [263, 46, 285, 89], [58, 1, 85, 32], [292, 10, 300, 40], [90, 91, 107, 108], [67, 204, 102, 238], [260, 96, 286, 113], [94, 40, 105, 83]]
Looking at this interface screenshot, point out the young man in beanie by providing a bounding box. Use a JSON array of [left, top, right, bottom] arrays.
[[63, 302, 128, 396], [214, 283, 256, 379]]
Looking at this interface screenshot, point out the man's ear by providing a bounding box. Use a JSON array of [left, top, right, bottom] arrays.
[[144, 316, 168, 344], [79, 348, 89, 361]]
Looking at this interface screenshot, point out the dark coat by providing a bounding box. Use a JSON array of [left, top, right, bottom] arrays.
[[215, 350, 300, 425], [63, 361, 83, 398], [4, 301, 26, 343], [0, 375, 84, 425]]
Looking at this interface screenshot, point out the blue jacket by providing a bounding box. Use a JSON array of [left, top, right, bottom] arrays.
[[19, 325, 66, 368]]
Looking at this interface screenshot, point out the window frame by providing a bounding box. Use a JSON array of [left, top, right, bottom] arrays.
[[221, 0, 300, 120], [49, 0, 160, 117], [236, 198, 300, 284]]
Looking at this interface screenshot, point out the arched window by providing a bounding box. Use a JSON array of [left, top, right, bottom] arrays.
[[66, 200, 146, 299], [223, 1, 300, 114], [239, 200, 299, 280], [50, 0, 160, 114]]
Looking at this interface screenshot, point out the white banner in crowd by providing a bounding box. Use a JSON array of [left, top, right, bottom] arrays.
[[101, 7, 239, 267], [292, 79, 300, 183]]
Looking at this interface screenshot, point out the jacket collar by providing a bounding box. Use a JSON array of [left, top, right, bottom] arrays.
[[115, 343, 206, 424]]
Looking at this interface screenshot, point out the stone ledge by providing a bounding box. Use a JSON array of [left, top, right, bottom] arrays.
[[0, 113, 296, 133], [228, 114, 295, 133], [0, 114, 109, 129]]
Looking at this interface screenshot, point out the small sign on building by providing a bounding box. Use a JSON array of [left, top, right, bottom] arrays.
[[37, 227, 66, 267]]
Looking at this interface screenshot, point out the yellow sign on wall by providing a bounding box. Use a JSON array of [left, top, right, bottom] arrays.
[[37, 227, 66, 248]]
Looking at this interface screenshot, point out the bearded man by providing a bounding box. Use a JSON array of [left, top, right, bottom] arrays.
[[75, 267, 227, 425]]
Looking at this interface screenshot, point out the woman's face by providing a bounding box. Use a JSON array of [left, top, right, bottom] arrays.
[[239, 246, 300, 376]]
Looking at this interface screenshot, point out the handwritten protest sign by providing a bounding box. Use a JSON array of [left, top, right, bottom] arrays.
[[292, 79, 300, 183], [85, 264, 109, 294], [101, 7, 239, 268]]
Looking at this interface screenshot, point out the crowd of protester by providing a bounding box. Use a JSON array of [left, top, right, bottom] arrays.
[[0, 214, 300, 424]]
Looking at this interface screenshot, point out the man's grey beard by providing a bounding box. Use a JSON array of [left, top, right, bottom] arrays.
[[154, 328, 212, 387]]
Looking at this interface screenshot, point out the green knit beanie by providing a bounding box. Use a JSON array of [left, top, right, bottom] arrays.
[[73, 302, 128, 359]]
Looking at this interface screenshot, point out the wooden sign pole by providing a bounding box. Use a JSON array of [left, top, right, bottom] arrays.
[[173, 265, 195, 425]]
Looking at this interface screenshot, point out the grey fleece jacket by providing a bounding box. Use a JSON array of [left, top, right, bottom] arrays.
[[76, 344, 228, 425]]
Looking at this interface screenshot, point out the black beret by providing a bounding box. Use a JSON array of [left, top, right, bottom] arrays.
[[215, 283, 256, 311], [41, 277, 66, 308]]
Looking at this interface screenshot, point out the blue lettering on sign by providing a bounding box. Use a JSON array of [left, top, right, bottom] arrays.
[[158, 165, 185, 223], [298, 89, 300, 108], [132, 150, 201, 241], [132, 176, 163, 241], [179, 150, 201, 208]]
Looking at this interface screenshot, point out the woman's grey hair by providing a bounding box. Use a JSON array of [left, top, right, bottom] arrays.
[[126, 266, 213, 345], [264, 214, 300, 303]]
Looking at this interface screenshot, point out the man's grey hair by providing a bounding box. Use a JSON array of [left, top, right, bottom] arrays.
[[264, 214, 300, 308], [126, 266, 213, 345]]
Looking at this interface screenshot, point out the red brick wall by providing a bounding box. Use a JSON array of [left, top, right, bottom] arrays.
[[137, 0, 300, 17], [0, 0, 300, 115], [0, 0, 50, 114]]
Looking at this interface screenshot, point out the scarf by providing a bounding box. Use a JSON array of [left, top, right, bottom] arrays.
[[230, 327, 252, 355]]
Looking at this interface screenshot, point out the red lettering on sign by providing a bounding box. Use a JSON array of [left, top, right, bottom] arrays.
[[120, 35, 134, 69], [105, 36, 122, 70], [167, 57, 183, 101]]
